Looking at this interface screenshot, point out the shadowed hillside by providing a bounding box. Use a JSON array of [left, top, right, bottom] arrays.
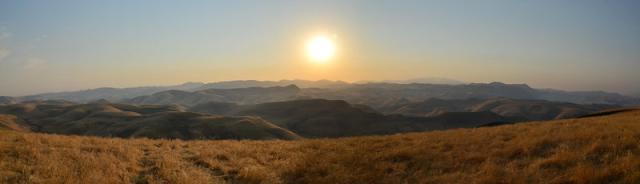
[[1, 109, 638, 183], [0, 98, 622, 140], [0, 102, 299, 140], [387, 97, 617, 121], [190, 99, 510, 138]]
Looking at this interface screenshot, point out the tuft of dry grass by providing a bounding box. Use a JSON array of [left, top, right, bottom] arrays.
[[1, 110, 639, 183]]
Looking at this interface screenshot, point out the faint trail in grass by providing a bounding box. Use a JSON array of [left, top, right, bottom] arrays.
[[181, 148, 235, 182], [134, 145, 162, 184]]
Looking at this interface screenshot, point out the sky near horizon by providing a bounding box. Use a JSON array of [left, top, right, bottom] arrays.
[[0, 0, 639, 96]]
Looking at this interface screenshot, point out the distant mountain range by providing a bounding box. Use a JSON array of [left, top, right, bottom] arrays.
[[6, 80, 638, 106], [356, 77, 466, 85], [17, 82, 206, 103], [5, 80, 347, 103], [125, 85, 305, 106], [193, 79, 351, 90], [302, 82, 640, 107]]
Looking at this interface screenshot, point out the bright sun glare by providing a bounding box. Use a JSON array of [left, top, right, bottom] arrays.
[[306, 35, 336, 63]]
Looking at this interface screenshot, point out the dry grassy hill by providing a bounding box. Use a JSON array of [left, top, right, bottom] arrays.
[[0, 102, 300, 140], [387, 97, 616, 121], [1, 109, 639, 183], [190, 99, 510, 138], [0, 114, 30, 132]]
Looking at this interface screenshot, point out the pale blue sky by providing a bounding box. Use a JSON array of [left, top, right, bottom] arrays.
[[0, 0, 639, 96]]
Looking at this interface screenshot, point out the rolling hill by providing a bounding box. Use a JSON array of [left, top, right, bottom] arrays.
[[386, 97, 617, 121], [189, 99, 510, 138], [0, 114, 30, 132], [1, 99, 511, 140], [0, 98, 621, 140], [189, 98, 620, 138], [0, 102, 299, 140], [1, 109, 638, 183]]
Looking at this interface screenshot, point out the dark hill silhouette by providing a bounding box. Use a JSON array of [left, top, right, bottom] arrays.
[[19, 82, 205, 102], [357, 77, 465, 85], [11, 81, 640, 107], [15, 80, 346, 103], [301, 82, 640, 108], [194, 79, 350, 90], [576, 108, 640, 118], [125, 85, 304, 106]]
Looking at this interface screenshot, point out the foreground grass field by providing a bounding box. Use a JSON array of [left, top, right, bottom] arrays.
[[1, 110, 639, 184]]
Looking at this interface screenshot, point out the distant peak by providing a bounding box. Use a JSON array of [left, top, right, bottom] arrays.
[[473, 82, 531, 89], [180, 82, 205, 85], [284, 84, 300, 89]]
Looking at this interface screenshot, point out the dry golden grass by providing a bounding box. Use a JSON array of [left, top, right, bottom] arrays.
[[1, 110, 639, 183]]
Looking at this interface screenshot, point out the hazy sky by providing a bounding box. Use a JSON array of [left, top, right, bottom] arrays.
[[1, 0, 639, 96]]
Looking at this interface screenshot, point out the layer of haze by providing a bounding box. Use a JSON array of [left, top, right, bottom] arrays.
[[0, 0, 639, 96]]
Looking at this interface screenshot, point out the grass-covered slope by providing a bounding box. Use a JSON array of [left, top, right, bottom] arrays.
[[0, 114, 30, 132], [1, 109, 639, 183], [190, 99, 510, 138], [0, 102, 300, 140]]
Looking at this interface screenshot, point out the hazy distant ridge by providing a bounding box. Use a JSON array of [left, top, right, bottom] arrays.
[[11, 80, 640, 106]]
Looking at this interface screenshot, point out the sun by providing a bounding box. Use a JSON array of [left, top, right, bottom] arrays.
[[306, 34, 336, 63]]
